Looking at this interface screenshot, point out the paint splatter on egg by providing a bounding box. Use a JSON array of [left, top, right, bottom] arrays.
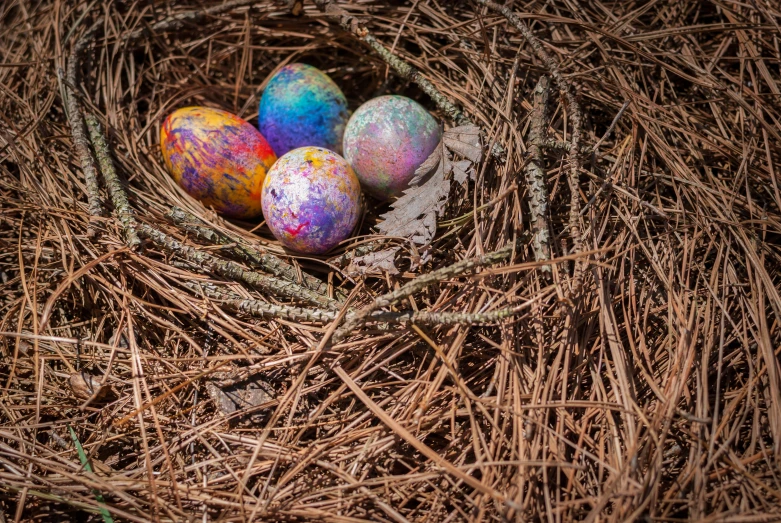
[[343, 95, 441, 200], [258, 63, 349, 157], [160, 106, 277, 219], [262, 147, 361, 254]]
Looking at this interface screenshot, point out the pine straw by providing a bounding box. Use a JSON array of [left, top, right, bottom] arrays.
[[1, 0, 781, 520]]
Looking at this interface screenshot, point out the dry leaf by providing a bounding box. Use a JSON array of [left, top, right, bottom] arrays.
[[376, 125, 482, 248], [16, 339, 32, 356], [347, 247, 400, 276], [206, 377, 274, 424], [452, 159, 474, 186], [109, 330, 128, 348], [69, 371, 109, 400], [443, 125, 482, 163], [377, 153, 450, 245], [408, 139, 445, 186]]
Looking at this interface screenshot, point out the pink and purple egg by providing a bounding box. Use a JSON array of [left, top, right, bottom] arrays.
[[343, 95, 441, 200], [160, 106, 277, 219], [258, 63, 349, 157], [261, 147, 361, 254]]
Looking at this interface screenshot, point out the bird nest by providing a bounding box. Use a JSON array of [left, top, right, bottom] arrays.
[[1, 0, 781, 520]]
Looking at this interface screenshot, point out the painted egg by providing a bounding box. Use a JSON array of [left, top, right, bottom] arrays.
[[343, 95, 441, 200], [258, 63, 349, 157], [160, 106, 277, 219], [262, 147, 361, 254]]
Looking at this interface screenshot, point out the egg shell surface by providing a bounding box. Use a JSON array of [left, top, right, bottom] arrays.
[[160, 106, 277, 219], [342, 95, 441, 200], [262, 147, 361, 254], [258, 63, 349, 157]]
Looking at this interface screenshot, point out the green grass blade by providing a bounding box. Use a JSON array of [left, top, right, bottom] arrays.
[[67, 424, 115, 523]]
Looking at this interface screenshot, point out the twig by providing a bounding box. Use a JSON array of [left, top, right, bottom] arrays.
[[542, 139, 591, 153], [84, 114, 141, 250], [313, 1, 468, 125], [313, 0, 505, 160], [138, 223, 340, 311], [333, 243, 513, 340], [542, 139, 572, 152], [591, 100, 631, 156], [168, 207, 343, 302], [62, 95, 103, 232], [372, 306, 527, 326], [329, 241, 384, 268], [62, 19, 105, 230], [185, 281, 337, 323], [477, 0, 585, 294], [63, 0, 263, 228], [189, 279, 533, 327], [525, 76, 552, 270]]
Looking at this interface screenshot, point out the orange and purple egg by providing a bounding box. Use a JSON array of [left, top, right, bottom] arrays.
[[160, 107, 277, 219], [261, 147, 361, 254], [343, 95, 441, 200], [259, 63, 349, 157]]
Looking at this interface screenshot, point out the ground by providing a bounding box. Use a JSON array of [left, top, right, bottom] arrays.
[[1, 0, 780, 521]]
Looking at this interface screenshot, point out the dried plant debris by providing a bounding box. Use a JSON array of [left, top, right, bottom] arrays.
[[345, 126, 480, 275], [443, 125, 482, 171], [205, 376, 275, 425], [68, 371, 109, 401], [108, 330, 128, 348], [3, 0, 781, 521], [368, 125, 481, 272], [346, 246, 400, 276]]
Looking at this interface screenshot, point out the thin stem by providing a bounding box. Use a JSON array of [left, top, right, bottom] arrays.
[[138, 223, 340, 310], [191, 279, 532, 327], [477, 0, 585, 294], [84, 114, 141, 250], [313, 0, 505, 160], [168, 207, 343, 302], [526, 76, 552, 270], [334, 244, 513, 340], [62, 19, 105, 228], [186, 281, 337, 323]]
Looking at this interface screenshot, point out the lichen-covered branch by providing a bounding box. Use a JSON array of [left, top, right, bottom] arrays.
[[84, 114, 141, 250], [334, 244, 513, 340], [62, 89, 102, 222], [63, 0, 263, 227], [138, 223, 340, 311], [543, 139, 570, 152], [542, 140, 587, 153], [313, 0, 505, 160], [63, 19, 104, 228], [525, 76, 552, 270], [371, 306, 524, 326], [314, 0, 469, 126], [190, 280, 529, 327], [368, 244, 513, 309], [477, 0, 585, 293], [168, 207, 343, 302], [186, 281, 338, 323]]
